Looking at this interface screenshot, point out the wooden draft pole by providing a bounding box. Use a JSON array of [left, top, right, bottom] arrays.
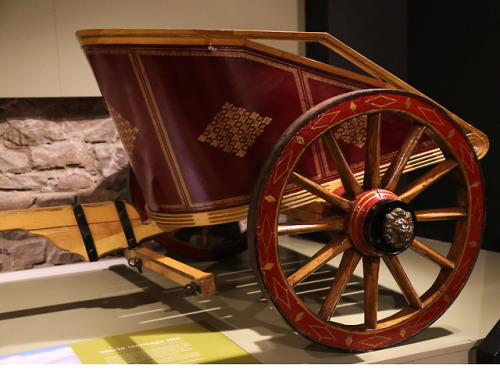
[[0, 201, 216, 296]]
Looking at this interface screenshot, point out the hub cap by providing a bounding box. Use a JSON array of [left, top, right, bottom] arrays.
[[346, 189, 416, 256]]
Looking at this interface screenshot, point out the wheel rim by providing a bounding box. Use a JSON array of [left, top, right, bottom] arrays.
[[249, 89, 484, 351]]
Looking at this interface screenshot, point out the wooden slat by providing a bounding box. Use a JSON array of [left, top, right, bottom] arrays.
[[322, 132, 363, 196], [277, 217, 344, 236], [382, 255, 422, 309], [287, 236, 351, 287], [411, 239, 455, 269], [397, 159, 458, 203], [319, 249, 361, 321], [363, 256, 380, 329], [290, 172, 353, 212], [382, 124, 427, 191], [415, 207, 467, 222], [363, 113, 382, 189]]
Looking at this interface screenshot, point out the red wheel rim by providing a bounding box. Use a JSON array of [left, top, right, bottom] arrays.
[[249, 89, 484, 351]]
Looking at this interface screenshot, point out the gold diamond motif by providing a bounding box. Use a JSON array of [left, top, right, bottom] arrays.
[[405, 98, 411, 110], [472, 198, 482, 232], [460, 143, 476, 174], [273, 278, 291, 309], [260, 215, 275, 255], [418, 107, 444, 125], [359, 335, 391, 348], [264, 262, 275, 271], [334, 115, 367, 148], [295, 312, 304, 322], [309, 325, 337, 340], [108, 106, 139, 157], [198, 102, 272, 157], [411, 306, 440, 329], [400, 328, 406, 337], [273, 150, 294, 184], [264, 195, 276, 203], [366, 95, 398, 108], [310, 110, 340, 130]]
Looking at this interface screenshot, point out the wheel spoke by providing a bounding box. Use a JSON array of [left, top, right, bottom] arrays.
[[415, 207, 467, 222], [382, 255, 422, 309], [318, 249, 361, 321], [411, 239, 455, 269], [381, 123, 427, 191], [397, 159, 458, 203], [322, 131, 363, 196], [201, 226, 209, 247], [363, 256, 380, 329], [290, 172, 353, 212], [277, 217, 344, 236], [363, 113, 382, 189], [287, 235, 351, 287]]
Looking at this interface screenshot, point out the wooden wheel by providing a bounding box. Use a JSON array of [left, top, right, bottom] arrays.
[[129, 170, 247, 260], [248, 89, 484, 351]]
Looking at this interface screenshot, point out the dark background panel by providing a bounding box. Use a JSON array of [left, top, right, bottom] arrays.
[[305, 0, 500, 250]]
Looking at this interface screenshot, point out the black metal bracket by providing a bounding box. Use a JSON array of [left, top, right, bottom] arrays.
[[184, 282, 201, 296], [72, 203, 98, 262], [127, 256, 143, 273], [114, 200, 138, 249]]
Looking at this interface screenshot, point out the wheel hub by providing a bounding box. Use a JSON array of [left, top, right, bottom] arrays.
[[346, 189, 416, 256], [382, 207, 415, 248]]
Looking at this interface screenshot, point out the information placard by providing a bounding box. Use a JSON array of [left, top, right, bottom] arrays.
[[0, 321, 259, 364]]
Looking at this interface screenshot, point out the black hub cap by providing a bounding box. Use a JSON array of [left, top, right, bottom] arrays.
[[363, 200, 417, 256]]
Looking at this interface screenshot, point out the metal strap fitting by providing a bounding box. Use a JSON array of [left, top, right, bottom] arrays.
[[72, 203, 99, 262], [114, 200, 138, 249]]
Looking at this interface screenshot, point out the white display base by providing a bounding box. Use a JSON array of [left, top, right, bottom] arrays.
[[0, 237, 498, 364]]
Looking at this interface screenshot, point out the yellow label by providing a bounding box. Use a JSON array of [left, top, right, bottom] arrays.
[[70, 321, 259, 364]]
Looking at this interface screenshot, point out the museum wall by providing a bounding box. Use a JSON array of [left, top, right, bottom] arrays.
[[305, 0, 499, 251], [0, 98, 127, 271], [0, 0, 305, 97], [0, 1, 305, 271], [406, 1, 500, 251]]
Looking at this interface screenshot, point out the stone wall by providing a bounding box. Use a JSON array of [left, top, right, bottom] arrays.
[[0, 98, 130, 272]]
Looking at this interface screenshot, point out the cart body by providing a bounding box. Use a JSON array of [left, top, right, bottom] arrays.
[[77, 29, 475, 231]]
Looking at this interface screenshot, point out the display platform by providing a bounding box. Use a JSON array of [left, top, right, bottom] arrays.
[[0, 236, 498, 364]]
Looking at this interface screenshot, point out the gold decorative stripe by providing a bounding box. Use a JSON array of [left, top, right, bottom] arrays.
[[137, 48, 308, 113], [133, 52, 193, 208], [146, 146, 445, 229]]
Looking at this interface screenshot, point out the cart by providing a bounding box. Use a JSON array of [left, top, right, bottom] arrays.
[[0, 29, 488, 352]]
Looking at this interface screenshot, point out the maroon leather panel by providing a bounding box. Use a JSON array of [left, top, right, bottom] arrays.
[[83, 44, 434, 215]]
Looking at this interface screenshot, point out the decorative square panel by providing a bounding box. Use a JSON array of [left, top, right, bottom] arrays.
[[334, 115, 367, 148], [198, 102, 272, 157], [108, 105, 139, 157]]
